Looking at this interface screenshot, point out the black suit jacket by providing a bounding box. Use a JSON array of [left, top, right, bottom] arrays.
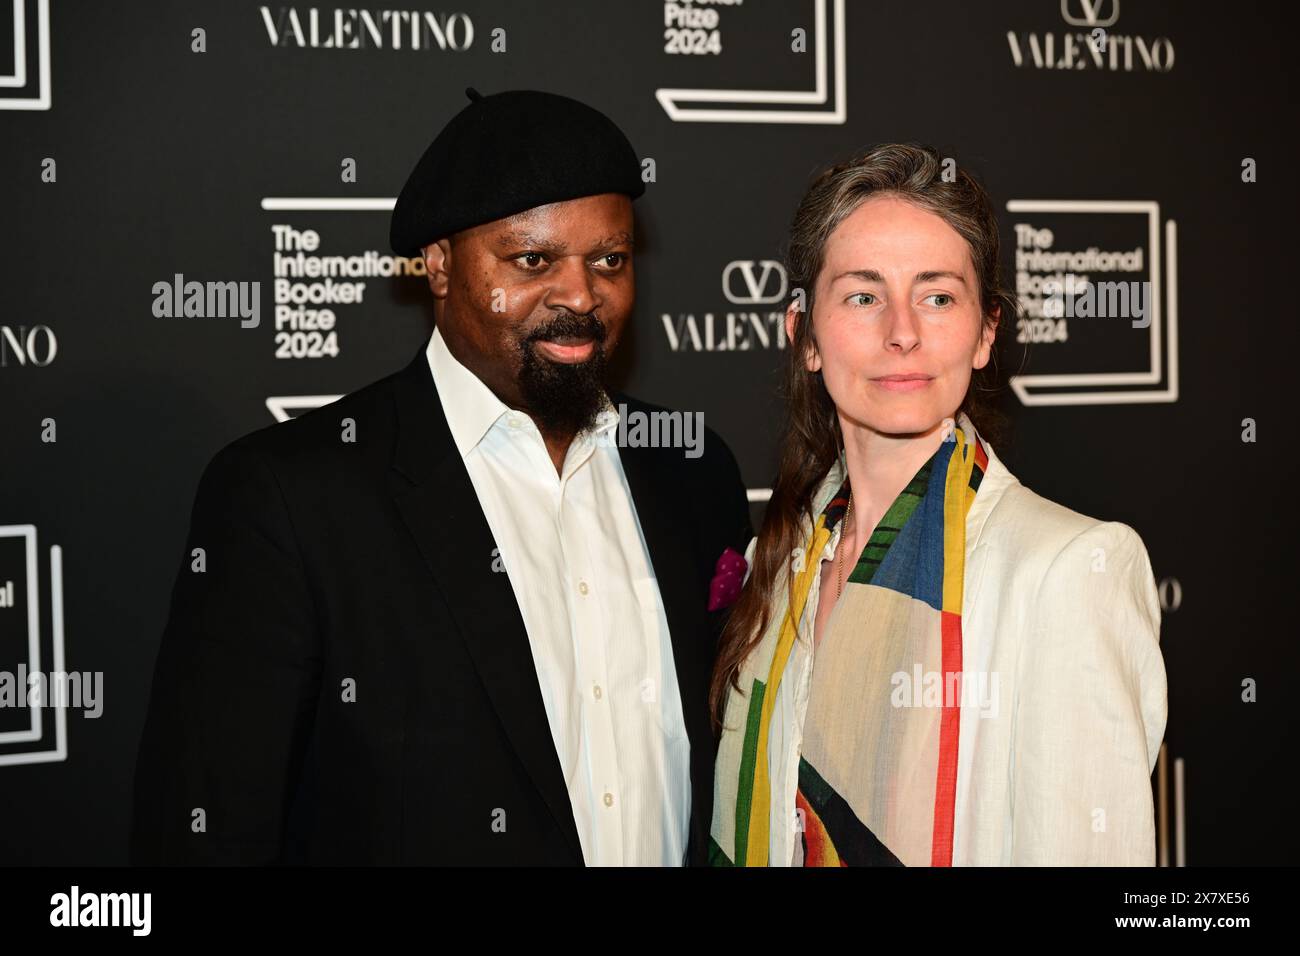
[[131, 343, 752, 865]]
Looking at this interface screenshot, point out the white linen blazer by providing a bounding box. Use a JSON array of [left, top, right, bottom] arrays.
[[748, 436, 1168, 866]]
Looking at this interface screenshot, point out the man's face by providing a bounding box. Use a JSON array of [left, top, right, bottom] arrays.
[[424, 193, 635, 437]]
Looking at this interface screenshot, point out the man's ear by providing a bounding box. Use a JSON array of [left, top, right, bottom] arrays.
[[422, 239, 452, 298], [785, 300, 821, 373]]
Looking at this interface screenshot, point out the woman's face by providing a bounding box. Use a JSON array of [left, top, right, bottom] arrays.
[[789, 194, 996, 438]]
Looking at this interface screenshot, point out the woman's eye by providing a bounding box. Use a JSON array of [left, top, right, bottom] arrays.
[[849, 292, 877, 307]]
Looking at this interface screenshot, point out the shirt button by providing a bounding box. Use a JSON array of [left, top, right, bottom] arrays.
[[578, 580, 589, 595], [508, 417, 520, 429], [603, 792, 614, 808], [593, 684, 603, 700]]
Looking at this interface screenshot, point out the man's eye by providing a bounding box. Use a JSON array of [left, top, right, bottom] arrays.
[[597, 254, 626, 269], [926, 293, 954, 307], [517, 253, 546, 268]]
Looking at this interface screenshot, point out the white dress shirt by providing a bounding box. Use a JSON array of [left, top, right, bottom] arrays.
[[426, 325, 691, 866]]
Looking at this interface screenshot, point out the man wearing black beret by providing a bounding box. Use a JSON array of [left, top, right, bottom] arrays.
[[131, 88, 753, 866]]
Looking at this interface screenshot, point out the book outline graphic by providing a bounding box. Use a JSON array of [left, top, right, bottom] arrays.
[[1005, 199, 1179, 406], [655, 0, 846, 125], [0, 0, 52, 110], [0, 524, 68, 765]]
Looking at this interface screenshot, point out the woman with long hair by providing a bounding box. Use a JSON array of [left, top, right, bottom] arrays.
[[709, 144, 1167, 866]]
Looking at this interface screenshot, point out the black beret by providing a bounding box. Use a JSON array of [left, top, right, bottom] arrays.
[[390, 87, 645, 257]]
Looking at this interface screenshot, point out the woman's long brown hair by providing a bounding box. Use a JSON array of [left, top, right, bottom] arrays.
[[708, 143, 1021, 732]]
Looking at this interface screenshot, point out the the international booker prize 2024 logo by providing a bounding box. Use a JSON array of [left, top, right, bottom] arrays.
[[656, 0, 847, 124], [257, 201, 423, 421], [0, 525, 83, 768], [0, 0, 52, 111], [1006, 199, 1178, 406]]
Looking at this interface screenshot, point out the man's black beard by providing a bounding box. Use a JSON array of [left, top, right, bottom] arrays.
[[516, 312, 610, 437]]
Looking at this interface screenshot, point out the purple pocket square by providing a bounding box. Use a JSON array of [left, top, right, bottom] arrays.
[[707, 546, 748, 612]]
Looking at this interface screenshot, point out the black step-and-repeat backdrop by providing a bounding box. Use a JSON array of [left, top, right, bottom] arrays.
[[1, 0, 1295, 865]]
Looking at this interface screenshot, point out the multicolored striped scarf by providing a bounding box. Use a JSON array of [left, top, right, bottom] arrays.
[[711, 415, 988, 867]]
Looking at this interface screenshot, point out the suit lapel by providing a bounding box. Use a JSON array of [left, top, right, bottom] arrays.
[[388, 345, 583, 863], [616, 423, 714, 860], [617, 441, 701, 704]]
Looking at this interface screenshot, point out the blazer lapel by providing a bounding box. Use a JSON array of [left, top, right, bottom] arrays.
[[387, 345, 583, 863], [615, 422, 714, 860]]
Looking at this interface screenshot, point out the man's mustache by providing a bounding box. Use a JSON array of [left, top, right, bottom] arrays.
[[526, 313, 607, 344]]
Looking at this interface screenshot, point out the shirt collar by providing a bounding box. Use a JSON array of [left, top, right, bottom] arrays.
[[426, 325, 621, 459], [427, 324, 511, 458]]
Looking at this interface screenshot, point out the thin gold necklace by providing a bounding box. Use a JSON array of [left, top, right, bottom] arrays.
[[836, 492, 854, 601]]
